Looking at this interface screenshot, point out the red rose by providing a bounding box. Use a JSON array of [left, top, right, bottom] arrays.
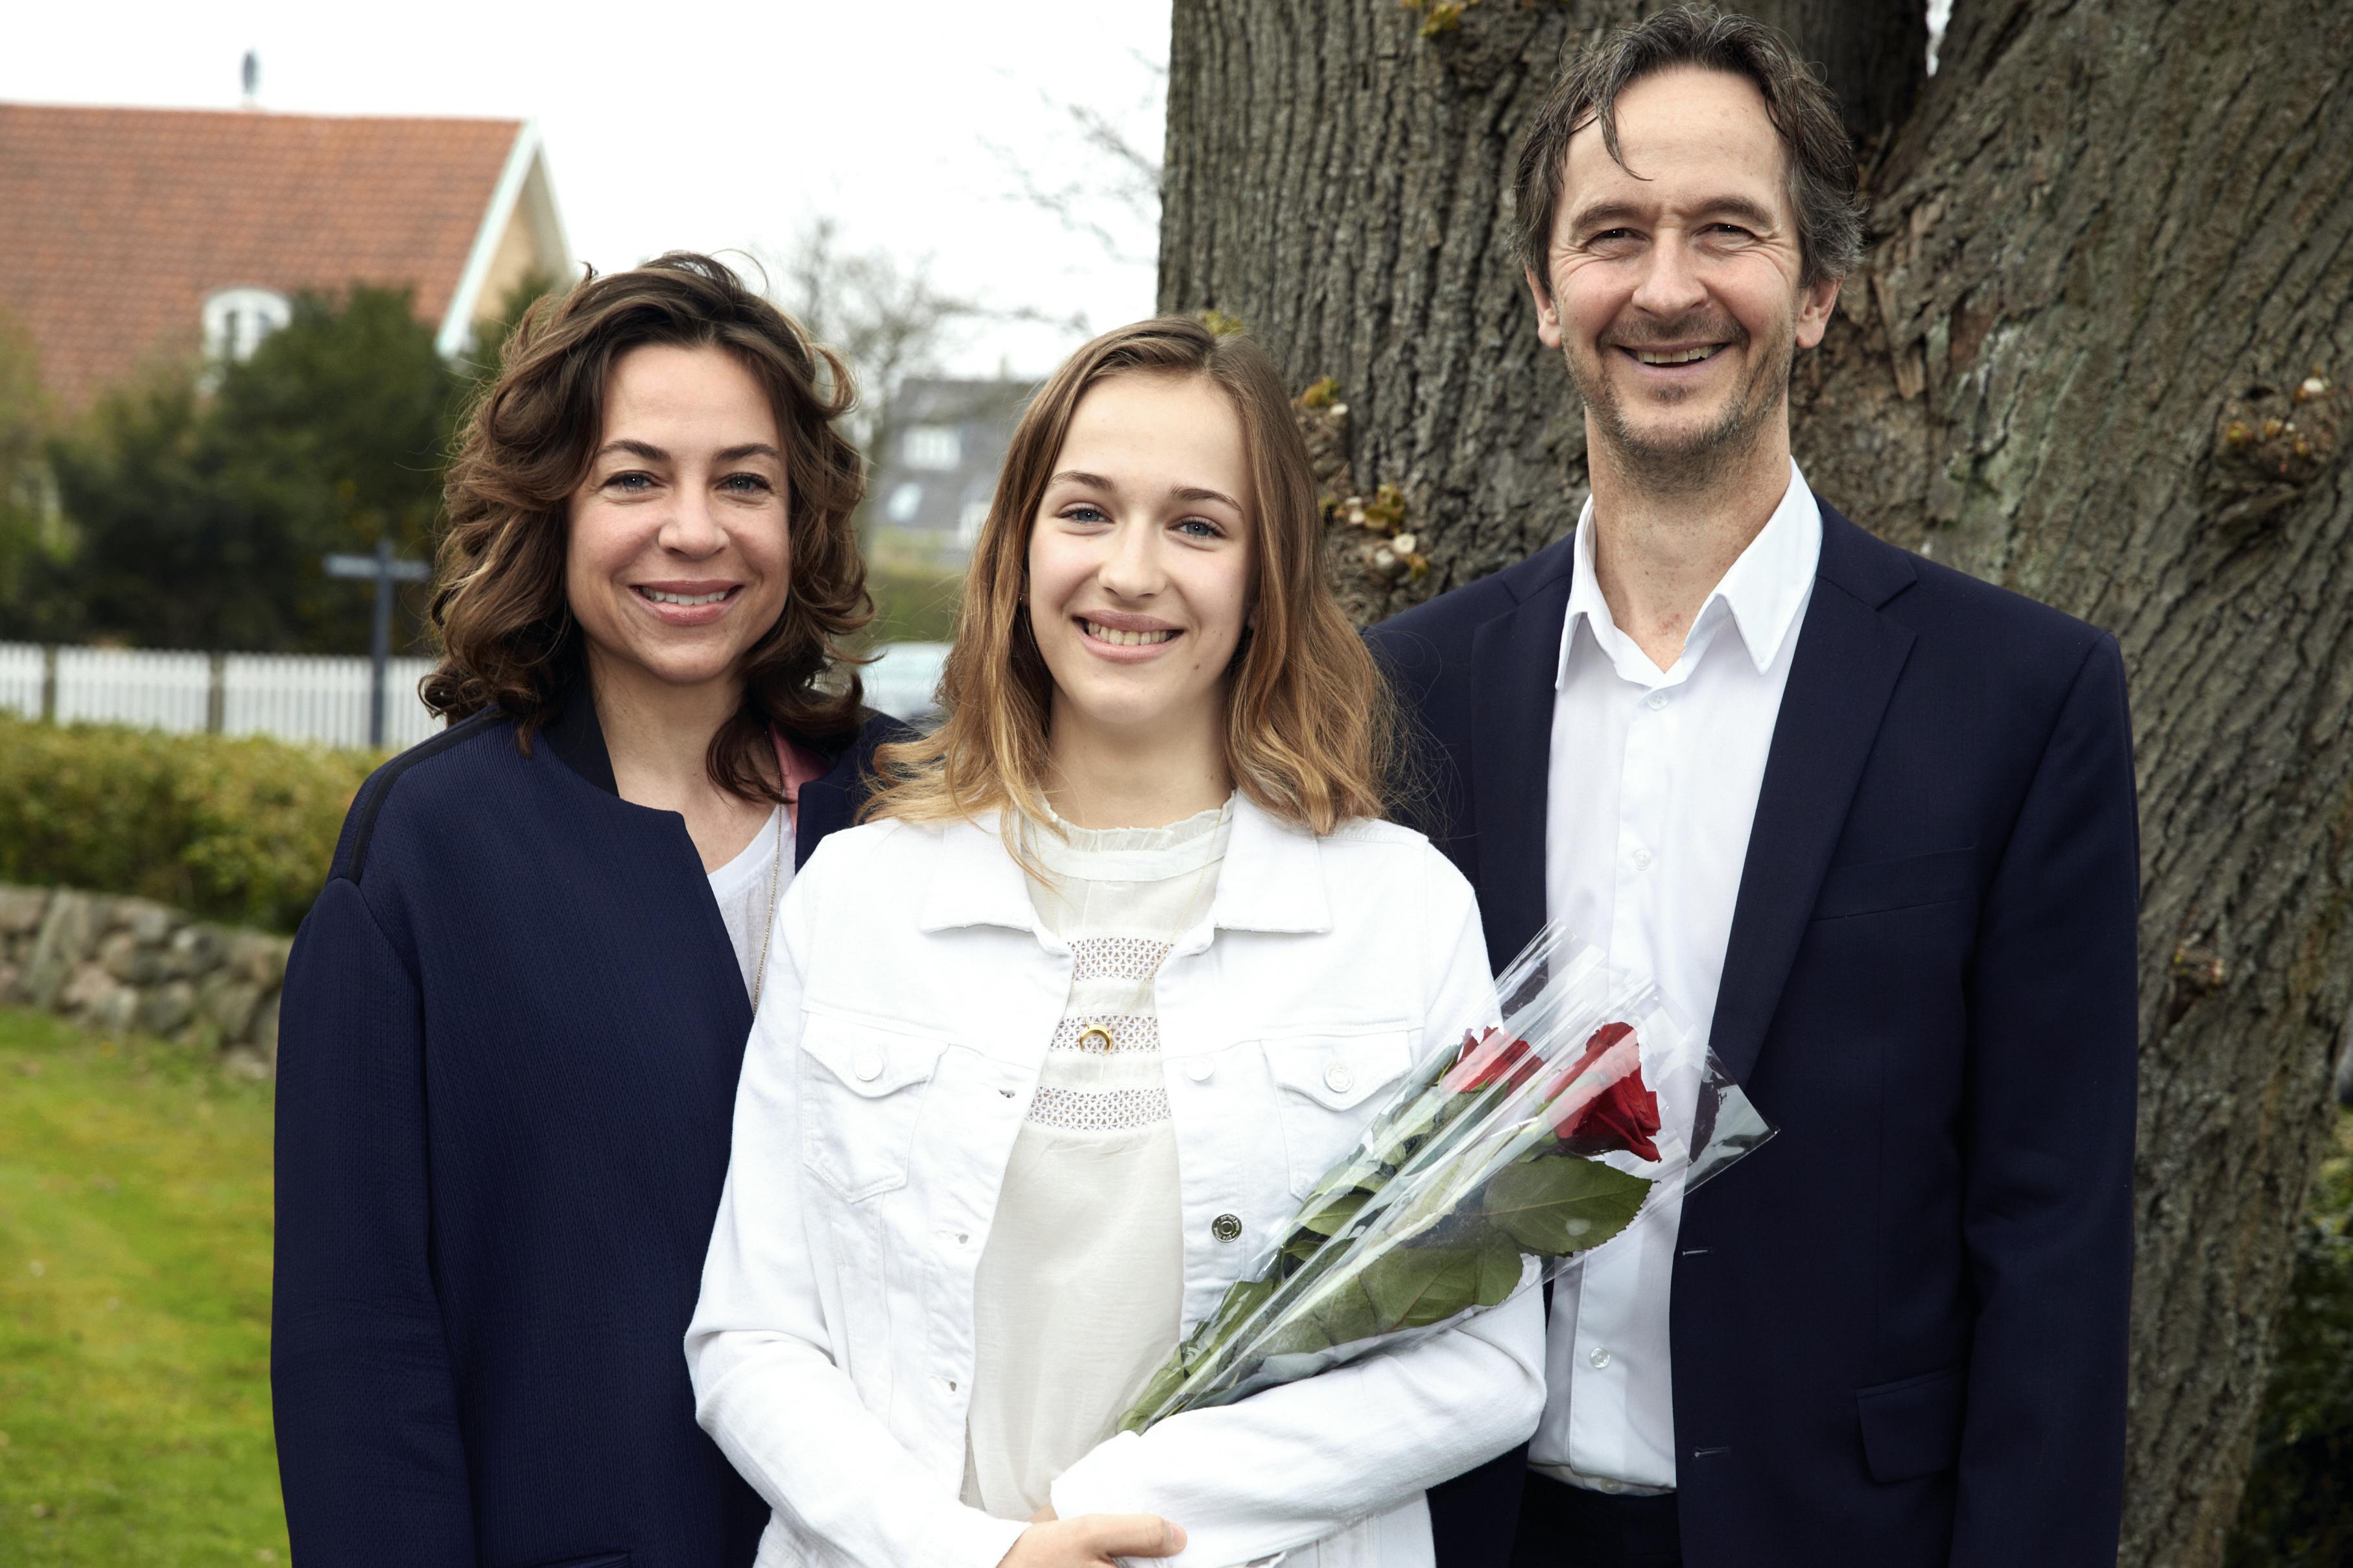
[[1443, 1026, 1543, 1094], [1543, 1022, 1663, 1162]]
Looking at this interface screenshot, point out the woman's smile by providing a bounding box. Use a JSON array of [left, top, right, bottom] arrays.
[[1078, 612, 1183, 659], [630, 578, 746, 628]]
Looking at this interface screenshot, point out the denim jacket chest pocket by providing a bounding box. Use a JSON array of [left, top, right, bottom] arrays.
[[1262, 1027, 1417, 1197], [798, 1012, 951, 1202]]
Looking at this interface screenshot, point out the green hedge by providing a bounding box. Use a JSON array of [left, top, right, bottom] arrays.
[[0, 714, 373, 933], [2228, 1108, 2353, 1568]]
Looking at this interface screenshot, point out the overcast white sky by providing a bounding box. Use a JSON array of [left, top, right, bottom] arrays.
[[3, 0, 1172, 378]]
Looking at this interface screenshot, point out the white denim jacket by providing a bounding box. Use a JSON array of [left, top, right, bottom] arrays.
[[687, 797, 1546, 1568]]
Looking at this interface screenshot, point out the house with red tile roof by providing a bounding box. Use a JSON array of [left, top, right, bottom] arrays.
[[0, 102, 571, 410]]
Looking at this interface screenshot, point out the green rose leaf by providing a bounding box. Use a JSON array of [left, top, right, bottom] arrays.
[[1469, 1228, 1525, 1307], [1257, 1312, 1333, 1359], [1480, 1156, 1654, 1258], [1204, 1273, 1279, 1341], [1119, 1356, 1194, 1433], [1360, 1228, 1524, 1331], [1362, 1095, 1445, 1165], [1299, 1188, 1371, 1237], [1297, 1273, 1383, 1350], [1257, 1270, 1384, 1359], [1286, 1186, 1377, 1264]]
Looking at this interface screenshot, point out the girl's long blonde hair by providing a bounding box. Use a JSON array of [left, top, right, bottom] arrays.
[[864, 317, 1393, 839]]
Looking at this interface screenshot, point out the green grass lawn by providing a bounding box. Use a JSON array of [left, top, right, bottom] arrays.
[[0, 1007, 287, 1565]]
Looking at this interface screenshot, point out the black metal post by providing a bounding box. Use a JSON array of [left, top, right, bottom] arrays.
[[324, 543, 429, 751]]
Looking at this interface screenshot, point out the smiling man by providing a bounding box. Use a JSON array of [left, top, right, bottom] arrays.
[[1373, 9, 2141, 1568]]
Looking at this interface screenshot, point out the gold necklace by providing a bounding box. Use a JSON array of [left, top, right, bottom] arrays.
[[749, 801, 788, 1014]]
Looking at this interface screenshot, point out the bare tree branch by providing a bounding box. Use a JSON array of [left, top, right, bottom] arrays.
[[753, 221, 1083, 522], [982, 55, 1167, 269]]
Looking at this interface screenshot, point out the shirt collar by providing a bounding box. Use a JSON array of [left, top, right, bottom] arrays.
[[1557, 458, 1823, 688], [916, 791, 1332, 938]]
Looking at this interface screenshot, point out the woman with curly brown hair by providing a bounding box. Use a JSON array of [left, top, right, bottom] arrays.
[[272, 253, 907, 1568]]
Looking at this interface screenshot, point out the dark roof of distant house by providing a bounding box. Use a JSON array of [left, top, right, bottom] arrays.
[[0, 102, 529, 409], [895, 377, 1036, 419]]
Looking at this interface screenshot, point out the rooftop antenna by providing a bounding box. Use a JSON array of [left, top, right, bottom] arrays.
[[240, 50, 260, 109]]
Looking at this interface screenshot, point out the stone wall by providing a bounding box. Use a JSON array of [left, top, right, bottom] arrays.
[[0, 883, 290, 1075]]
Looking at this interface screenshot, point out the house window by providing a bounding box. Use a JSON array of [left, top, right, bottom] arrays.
[[886, 482, 925, 524], [903, 425, 961, 471], [202, 287, 292, 364]]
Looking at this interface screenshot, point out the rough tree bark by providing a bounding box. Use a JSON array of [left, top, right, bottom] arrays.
[[1158, 3, 2353, 1565]]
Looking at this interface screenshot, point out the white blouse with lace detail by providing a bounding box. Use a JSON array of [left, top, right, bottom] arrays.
[[960, 798, 1234, 1521]]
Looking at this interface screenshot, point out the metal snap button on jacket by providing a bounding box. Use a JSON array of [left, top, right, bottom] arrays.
[[1212, 1213, 1244, 1242]]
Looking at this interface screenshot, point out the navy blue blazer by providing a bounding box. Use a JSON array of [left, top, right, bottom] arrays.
[[272, 694, 907, 1568], [1373, 504, 2139, 1568]]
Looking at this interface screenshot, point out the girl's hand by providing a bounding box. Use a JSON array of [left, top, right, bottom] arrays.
[[1002, 1512, 1187, 1567]]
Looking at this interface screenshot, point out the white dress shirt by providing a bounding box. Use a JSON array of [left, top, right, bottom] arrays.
[[1530, 460, 1821, 1493]]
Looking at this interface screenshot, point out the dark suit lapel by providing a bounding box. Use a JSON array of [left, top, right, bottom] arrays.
[[1469, 564, 1575, 968], [1707, 511, 1917, 1086]]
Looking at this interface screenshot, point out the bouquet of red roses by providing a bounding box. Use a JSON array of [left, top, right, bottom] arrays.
[[1118, 924, 1773, 1433]]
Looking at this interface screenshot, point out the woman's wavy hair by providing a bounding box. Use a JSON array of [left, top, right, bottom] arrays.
[[865, 316, 1394, 841], [423, 251, 871, 803]]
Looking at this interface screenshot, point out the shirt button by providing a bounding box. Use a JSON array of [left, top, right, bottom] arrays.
[[1185, 1058, 1214, 1082], [1212, 1213, 1244, 1242], [1645, 691, 1668, 710], [1324, 1061, 1354, 1094], [1632, 849, 1654, 870], [1589, 1346, 1614, 1370], [852, 1049, 883, 1081]]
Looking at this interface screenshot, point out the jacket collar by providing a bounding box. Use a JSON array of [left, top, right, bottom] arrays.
[[1466, 546, 1577, 968], [792, 713, 906, 867], [541, 678, 619, 795], [916, 791, 1333, 939], [541, 672, 898, 870]]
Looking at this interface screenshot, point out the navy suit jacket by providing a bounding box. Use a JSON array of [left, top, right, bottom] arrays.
[[1371, 504, 2139, 1568], [272, 693, 906, 1568]]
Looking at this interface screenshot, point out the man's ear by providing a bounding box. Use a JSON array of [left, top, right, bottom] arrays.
[[1795, 274, 1841, 351], [1526, 267, 1565, 351]]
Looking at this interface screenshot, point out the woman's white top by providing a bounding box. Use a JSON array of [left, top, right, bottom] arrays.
[[687, 794, 1544, 1568], [960, 801, 1231, 1518], [708, 805, 790, 998]]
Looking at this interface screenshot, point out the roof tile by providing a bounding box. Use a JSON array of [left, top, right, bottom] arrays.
[[0, 102, 522, 409]]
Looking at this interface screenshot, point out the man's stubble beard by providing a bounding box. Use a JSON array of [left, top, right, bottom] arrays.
[[1570, 315, 1795, 495]]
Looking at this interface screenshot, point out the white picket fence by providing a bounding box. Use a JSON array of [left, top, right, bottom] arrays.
[[0, 641, 949, 751]]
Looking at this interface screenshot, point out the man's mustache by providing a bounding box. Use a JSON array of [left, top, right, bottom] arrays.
[[1602, 320, 1746, 350]]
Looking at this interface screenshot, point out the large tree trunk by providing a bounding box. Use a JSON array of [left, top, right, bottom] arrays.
[[1159, 3, 2353, 1565]]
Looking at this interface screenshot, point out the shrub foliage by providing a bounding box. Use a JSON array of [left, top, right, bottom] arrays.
[[2228, 1109, 2353, 1567], [0, 714, 370, 933]]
